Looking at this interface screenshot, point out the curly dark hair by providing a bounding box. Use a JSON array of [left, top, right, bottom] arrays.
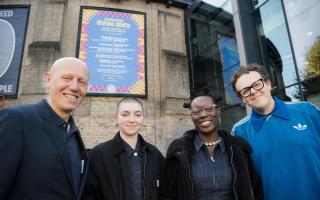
[[231, 63, 269, 96]]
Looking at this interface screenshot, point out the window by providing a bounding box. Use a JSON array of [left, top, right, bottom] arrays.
[[283, 0, 320, 104], [186, 0, 245, 131], [253, 0, 300, 101]]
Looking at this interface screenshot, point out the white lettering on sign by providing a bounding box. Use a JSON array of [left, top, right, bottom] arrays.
[[0, 10, 13, 17], [0, 85, 13, 93]]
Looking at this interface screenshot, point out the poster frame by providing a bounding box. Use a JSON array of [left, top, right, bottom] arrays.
[[76, 6, 148, 98], [0, 5, 30, 98]]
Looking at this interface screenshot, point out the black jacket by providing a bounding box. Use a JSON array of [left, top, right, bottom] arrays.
[[0, 100, 88, 200], [81, 132, 164, 200], [160, 129, 263, 200]]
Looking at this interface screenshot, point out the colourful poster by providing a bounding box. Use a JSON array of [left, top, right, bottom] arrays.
[[77, 7, 146, 97], [0, 6, 29, 98]]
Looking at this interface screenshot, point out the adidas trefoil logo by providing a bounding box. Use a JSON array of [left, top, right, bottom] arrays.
[[293, 123, 307, 131]]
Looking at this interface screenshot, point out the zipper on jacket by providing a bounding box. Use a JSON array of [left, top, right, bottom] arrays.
[[181, 149, 195, 200], [230, 146, 238, 200], [244, 154, 255, 200], [143, 149, 147, 200]]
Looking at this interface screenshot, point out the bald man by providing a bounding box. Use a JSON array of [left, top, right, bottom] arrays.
[[0, 57, 90, 200]]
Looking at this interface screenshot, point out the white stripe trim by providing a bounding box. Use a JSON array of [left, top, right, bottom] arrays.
[[231, 116, 249, 135], [285, 101, 320, 111], [285, 101, 304, 105]]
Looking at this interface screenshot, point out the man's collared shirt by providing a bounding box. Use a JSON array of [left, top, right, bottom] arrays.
[[64, 118, 82, 195], [192, 132, 233, 200], [124, 138, 144, 200], [44, 100, 82, 195]]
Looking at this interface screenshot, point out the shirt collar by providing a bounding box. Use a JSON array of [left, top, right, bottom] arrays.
[[67, 116, 77, 131], [112, 132, 147, 156], [250, 96, 290, 133], [123, 137, 144, 156], [194, 131, 225, 152]]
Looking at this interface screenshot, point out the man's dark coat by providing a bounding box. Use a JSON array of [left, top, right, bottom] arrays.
[[0, 100, 88, 200]]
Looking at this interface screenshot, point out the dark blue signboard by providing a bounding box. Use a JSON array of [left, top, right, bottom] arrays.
[[0, 5, 29, 98]]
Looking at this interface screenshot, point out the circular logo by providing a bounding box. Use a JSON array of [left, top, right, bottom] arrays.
[[107, 84, 117, 93], [0, 19, 15, 78]]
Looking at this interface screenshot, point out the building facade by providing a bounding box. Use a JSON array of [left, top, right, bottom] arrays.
[[186, 0, 320, 135], [1, 0, 319, 152]]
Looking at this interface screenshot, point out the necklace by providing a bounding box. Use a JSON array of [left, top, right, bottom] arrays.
[[204, 137, 221, 146]]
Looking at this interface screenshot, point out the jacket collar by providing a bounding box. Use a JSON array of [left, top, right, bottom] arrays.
[[166, 129, 230, 158], [112, 132, 150, 156], [37, 99, 78, 132], [37, 99, 58, 121], [194, 131, 226, 153], [250, 96, 290, 133]]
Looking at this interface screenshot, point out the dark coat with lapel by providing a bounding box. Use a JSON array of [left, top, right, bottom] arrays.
[[0, 100, 88, 200], [160, 129, 263, 200], [81, 132, 164, 200]]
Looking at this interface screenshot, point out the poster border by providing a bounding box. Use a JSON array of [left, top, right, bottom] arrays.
[[0, 5, 30, 98], [76, 6, 148, 98]]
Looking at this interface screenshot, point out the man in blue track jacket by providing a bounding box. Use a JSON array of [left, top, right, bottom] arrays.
[[231, 63, 320, 200]]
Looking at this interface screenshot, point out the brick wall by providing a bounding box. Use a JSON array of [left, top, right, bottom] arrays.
[[0, 0, 193, 154]]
